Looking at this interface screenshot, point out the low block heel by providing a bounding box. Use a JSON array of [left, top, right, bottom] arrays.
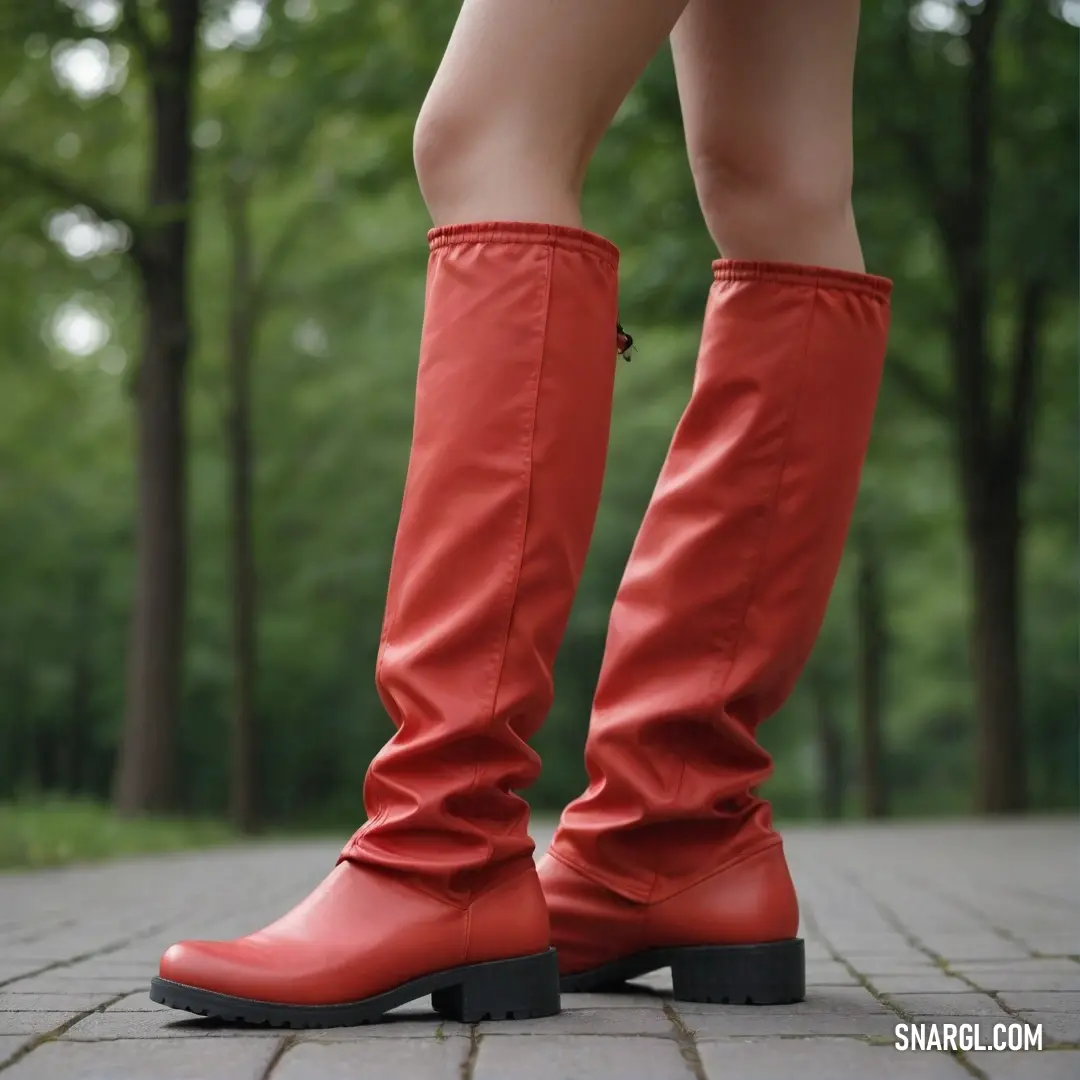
[[432, 948, 561, 1022], [670, 938, 805, 1005]]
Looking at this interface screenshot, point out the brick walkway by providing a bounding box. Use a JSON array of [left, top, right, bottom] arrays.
[[1, 819, 1076, 1079]]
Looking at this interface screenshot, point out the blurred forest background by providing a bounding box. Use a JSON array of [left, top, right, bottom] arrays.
[[0, 0, 1076, 849]]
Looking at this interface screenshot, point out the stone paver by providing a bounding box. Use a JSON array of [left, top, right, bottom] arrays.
[[0, 1043, 27, 1065], [474, 1034, 689, 1080], [996, 992, 1080, 1013], [0, 1038, 283, 1079], [63, 1011, 285, 1039], [861, 973, 975, 993], [684, 1012, 902, 1038], [804, 960, 860, 984], [965, 1050, 1080, 1079], [677, 985, 889, 1020], [478, 1006, 672, 1037], [697, 1037, 971, 1079], [0, 993, 121, 1013], [1026, 1013, 1080, 1046], [275, 1037, 470, 1080], [882, 992, 1010, 1017], [0, 818, 1075, 1079], [963, 972, 1080, 992], [0, 1013, 67, 1037]]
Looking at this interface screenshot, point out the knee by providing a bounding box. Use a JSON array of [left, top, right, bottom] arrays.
[[413, 86, 586, 225], [689, 143, 854, 257]]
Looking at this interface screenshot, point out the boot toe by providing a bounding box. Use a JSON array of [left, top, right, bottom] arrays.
[[158, 938, 267, 1000]]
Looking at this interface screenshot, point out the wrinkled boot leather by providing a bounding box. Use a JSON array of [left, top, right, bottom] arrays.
[[545, 261, 892, 1004], [153, 223, 622, 1026]]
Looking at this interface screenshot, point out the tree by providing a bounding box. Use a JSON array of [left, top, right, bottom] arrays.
[[856, 534, 889, 818], [197, 0, 430, 828], [0, 0, 1073, 827], [808, 664, 847, 821], [860, 0, 1078, 811], [0, 0, 203, 814], [221, 165, 258, 831], [112, 0, 202, 814], [218, 156, 330, 832]]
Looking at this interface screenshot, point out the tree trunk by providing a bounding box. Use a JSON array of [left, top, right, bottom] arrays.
[[951, 288, 1030, 814], [115, 273, 189, 813], [225, 172, 258, 833], [886, 0, 1037, 818], [857, 542, 888, 818], [66, 563, 97, 794], [965, 480, 1026, 812], [812, 678, 845, 820], [113, 4, 199, 815], [947, 0, 1027, 815], [11, 666, 35, 793], [952, 277, 1040, 815]]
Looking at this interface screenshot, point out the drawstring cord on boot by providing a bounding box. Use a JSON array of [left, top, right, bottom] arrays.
[[617, 322, 633, 361]]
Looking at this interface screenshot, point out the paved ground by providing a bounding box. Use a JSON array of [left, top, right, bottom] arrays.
[[0, 819, 1076, 1080]]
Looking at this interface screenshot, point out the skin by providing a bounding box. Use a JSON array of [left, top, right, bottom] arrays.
[[414, 0, 690, 228], [671, 0, 865, 270], [414, 0, 865, 271]]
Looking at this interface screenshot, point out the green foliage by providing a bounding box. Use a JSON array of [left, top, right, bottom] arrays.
[[0, 797, 233, 869], [0, 0, 1076, 830]]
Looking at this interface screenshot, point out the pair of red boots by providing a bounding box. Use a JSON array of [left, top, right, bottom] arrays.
[[151, 223, 891, 1027]]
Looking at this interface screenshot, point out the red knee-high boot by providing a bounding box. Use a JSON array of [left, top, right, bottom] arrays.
[[540, 260, 891, 1004], [153, 223, 621, 1026]]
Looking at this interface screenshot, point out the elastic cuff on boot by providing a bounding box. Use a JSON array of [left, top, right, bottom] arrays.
[[712, 259, 892, 302], [429, 221, 620, 271]]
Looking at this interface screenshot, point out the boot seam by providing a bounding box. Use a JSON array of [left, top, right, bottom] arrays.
[[486, 239, 550, 710], [701, 279, 819, 755], [336, 847, 472, 911], [706, 281, 818, 700], [647, 835, 785, 906], [485, 241, 553, 709], [547, 845, 654, 904], [468, 241, 557, 894], [643, 280, 817, 903], [464, 865, 543, 961], [471, 861, 538, 899], [548, 838, 785, 908]]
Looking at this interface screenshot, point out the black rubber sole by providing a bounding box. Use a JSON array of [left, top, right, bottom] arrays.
[[560, 938, 804, 1005], [149, 947, 560, 1027]]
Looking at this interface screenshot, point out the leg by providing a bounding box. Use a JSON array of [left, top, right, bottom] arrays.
[[672, 0, 864, 270], [153, 0, 687, 1027], [541, 0, 892, 1004], [415, 0, 691, 226]]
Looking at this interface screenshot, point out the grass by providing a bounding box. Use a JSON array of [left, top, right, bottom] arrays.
[[0, 797, 235, 871]]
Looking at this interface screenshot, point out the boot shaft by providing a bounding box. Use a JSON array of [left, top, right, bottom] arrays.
[[348, 223, 622, 900], [553, 259, 892, 902]]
